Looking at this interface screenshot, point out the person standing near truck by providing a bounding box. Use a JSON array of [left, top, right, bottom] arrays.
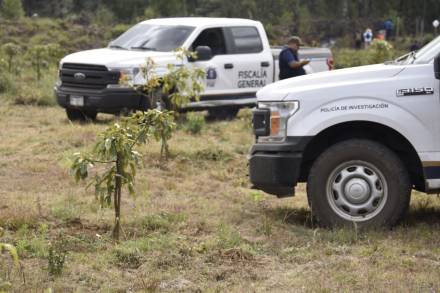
[[363, 28, 373, 48], [279, 36, 310, 80]]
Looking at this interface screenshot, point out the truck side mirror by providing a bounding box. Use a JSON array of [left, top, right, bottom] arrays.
[[190, 46, 212, 62], [435, 53, 440, 80]]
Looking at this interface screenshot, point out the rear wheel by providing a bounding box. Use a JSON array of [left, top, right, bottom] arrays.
[[140, 90, 171, 111], [307, 139, 411, 228], [66, 109, 97, 122]]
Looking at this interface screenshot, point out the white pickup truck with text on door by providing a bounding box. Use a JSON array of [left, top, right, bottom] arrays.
[[55, 17, 332, 121]]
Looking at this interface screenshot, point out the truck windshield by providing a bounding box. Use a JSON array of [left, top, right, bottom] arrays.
[[395, 36, 440, 65], [413, 35, 440, 64], [109, 24, 194, 52]]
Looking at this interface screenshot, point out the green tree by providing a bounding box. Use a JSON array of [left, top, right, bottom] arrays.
[[1, 43, 21, 74], [70, 49, 204, 241], [368, 39, 394, 63], [1, 0, 24, 19], [94, 6, 115, 25], [27, 45, 50, 81], [0, 244, 18, 267], [70, 111, 176, 241]]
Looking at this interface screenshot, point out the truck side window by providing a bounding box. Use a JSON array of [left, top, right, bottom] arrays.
[[191, 28, 227, 56], [228, 27, 263, 54]]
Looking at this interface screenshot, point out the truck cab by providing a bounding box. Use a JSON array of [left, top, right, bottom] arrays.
[[55, 17, 332, 121], [249, 36, 440, 228]]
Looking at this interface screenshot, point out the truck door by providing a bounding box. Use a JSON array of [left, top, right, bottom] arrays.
[[190, 27, 234, 96], [224, 26, 274, 95]]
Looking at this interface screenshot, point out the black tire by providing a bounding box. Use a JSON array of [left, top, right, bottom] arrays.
[[139, 95, 152, 111], [207, 107, 239, 121], [307, 139, 411, 229], [66, 109, 97, 122]]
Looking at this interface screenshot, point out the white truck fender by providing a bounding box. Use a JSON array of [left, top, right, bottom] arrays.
[[287, 97, 435, 152]]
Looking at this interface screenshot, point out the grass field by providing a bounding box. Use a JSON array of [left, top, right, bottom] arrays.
[[1, 104, 440, 292]]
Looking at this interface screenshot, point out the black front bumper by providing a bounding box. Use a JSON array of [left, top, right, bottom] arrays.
[[249, 137, 312, 197], [55, 86, 146, 114]]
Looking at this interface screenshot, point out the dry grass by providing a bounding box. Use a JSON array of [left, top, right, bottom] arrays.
[[0, 104, 440, 292]]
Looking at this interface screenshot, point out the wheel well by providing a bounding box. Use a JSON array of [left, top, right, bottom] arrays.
[[300, 121, 425, 191]]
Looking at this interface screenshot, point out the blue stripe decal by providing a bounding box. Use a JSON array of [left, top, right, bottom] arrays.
[[424, 166, 440, 179]]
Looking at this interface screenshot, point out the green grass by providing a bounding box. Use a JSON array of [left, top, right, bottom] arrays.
[[0, 105, 439, 292], [0, 66, 59, 106], [0, 17, 118, 108]]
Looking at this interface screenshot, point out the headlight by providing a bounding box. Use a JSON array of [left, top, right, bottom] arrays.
[[256, 101, 299, 142], [55, 69, 62, 87], [107, 67, 141, 88], [56, 62, 63, 87]]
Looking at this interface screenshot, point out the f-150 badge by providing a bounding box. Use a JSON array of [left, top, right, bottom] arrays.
[[396, 87, 434, 97]]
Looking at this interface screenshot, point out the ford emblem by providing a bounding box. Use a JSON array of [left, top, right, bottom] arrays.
[[74, 72, 86, 80]]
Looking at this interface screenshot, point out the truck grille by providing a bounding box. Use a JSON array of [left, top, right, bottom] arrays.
[[60, 63, 120, 90]]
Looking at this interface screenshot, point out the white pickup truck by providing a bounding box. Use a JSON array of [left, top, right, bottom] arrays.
[[249, 35, 440, 228], [55, 17, 332, 121]]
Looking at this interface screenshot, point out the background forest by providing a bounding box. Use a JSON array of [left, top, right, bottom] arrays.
[[2, 0, 440, 44], [16, 0, 440, 41]]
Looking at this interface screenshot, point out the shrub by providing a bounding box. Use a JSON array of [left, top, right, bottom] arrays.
[[193, 148, 232, 162], [47, 244, 67, 276], [368, 39, 394, 64], [11, 69, 57, 106], [216, 224, 243, 249], [27, 44, 51, 81], [0, 239, 19, 291], [333, 49, 372, 69], [184, 113, 205, 135], [1, 0, 24, 20], [94, 7, 115, 26], [141, 212, 186, 234], [334, 40, 396, 69], [0, 71, 15, 94], [46, 43, 65, 67], [1, 43, 21, 73], [112, 246, 143, 269]]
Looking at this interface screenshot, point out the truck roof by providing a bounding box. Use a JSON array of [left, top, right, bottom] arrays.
[[142, 17, 261, 27]]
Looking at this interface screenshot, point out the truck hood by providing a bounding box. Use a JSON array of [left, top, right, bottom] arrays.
[[60, 48, 177, 68], [257, 64, 406, 101]]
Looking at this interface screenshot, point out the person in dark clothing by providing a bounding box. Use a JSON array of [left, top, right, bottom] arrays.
[[279, 36, 310, 80], [410, 40, 421, 52], [384, 19, 394, 40]]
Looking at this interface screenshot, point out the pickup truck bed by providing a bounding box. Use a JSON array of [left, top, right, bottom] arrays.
[[271, 47, 333, 80]]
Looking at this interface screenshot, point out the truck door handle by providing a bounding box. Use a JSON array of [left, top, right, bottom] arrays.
[[261, 61, 270, 67], [224, 63, 234, 69]]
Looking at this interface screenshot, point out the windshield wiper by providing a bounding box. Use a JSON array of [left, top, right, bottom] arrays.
[[130, 46, 157, 51], [109, 45, 127, 50], [409, 50, 417, 64], [392, 51, 417, 65]]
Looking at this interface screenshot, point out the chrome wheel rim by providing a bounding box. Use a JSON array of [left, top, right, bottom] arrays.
[[326, 161, 388, 222]]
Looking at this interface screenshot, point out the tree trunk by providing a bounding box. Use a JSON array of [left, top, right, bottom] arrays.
[[112, 154, 122, 241]]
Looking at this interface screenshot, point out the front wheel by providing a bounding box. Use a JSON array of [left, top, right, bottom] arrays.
[[307, 139, 411, 229]]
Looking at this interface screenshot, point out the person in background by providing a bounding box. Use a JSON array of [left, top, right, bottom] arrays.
[[410, 40, 421, 52], [354, 31, 363, 49], [279, 36, 310, 80], [363, 28, 373, 48], [384, 18, 394, 40]]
